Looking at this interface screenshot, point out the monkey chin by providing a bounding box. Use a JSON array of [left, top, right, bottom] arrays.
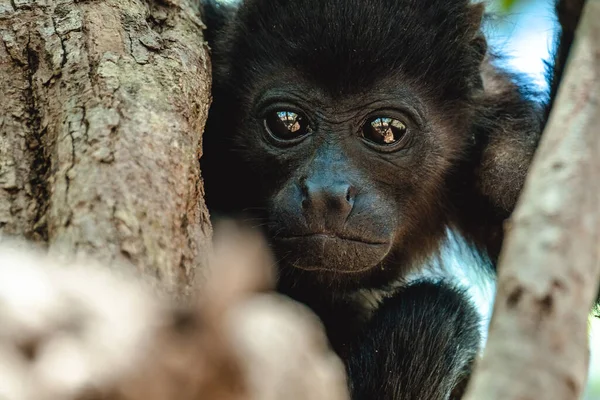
[[274, 234, 391, 274]]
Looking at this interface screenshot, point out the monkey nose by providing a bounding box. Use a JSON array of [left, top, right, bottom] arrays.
[[300, 180, 356, 222]]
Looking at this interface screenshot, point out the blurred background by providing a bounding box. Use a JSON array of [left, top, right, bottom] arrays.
[[487, 0, 554, 91]]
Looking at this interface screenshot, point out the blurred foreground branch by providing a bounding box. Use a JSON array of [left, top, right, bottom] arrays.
[[464, 0, 600, 399], [0, 224, 349, 400]]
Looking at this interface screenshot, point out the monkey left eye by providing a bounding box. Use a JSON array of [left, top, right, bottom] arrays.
[[362, 117, 408, 147], [264, 111, 311, 141]]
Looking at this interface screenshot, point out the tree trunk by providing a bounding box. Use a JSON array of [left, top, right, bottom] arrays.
[[464, 0, 600, 398], [0, 0, 211, 294]]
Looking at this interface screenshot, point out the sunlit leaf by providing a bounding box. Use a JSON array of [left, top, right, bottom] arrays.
[[500, 0, 519, 11]]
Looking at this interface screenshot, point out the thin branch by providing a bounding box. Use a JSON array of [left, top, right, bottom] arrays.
[[464, 0, 600, 399]]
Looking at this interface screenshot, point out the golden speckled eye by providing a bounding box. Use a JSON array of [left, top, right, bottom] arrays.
[[362, 117, 407, 146], [264, 111, 311, 141]]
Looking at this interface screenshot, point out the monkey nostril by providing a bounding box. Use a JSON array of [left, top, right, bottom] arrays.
[[345, 186, 357, 205], [299, 177, 311, 210], [299, 176, 309, 196], [301, 198, 309, 209]]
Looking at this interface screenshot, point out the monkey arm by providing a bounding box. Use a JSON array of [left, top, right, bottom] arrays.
[[345, 281, 481, 400]]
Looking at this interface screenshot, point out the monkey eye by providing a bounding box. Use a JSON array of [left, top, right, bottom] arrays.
[[362, 117, 408, 147], [264, 111, 311, 141]]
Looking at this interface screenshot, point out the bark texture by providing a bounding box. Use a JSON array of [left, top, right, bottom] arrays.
[[464, 1, 600, 398], [0, 0, 211, 293]]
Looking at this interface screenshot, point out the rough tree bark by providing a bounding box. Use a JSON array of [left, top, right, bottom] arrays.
[[464, 0, 600, 399], [0, 3, 351, 399], [0, 0, 211, 294]]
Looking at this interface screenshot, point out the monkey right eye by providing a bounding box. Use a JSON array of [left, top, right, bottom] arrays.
[[264, 111, 311, 141]]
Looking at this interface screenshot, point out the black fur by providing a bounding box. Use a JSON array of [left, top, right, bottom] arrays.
[[346, 281, 481, 400], [200, 0, 574, 398], [202, 0, 540, 286], [202, 0, 239, 46]]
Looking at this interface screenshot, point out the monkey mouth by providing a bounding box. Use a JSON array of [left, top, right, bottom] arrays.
[[273, 233, 391, 273], [278, 233, 389, 246]]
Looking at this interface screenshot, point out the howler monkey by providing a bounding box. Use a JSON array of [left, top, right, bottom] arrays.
[[200, 0, 574, 398]]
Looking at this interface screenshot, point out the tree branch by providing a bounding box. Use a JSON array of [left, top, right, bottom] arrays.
[[464, 0, 600, 398]]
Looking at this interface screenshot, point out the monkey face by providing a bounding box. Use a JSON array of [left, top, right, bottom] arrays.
[[225, 71, 469, 285], [203, 0, 485, 288]]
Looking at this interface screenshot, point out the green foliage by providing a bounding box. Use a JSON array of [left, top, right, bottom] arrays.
[[500, 0, 519, 11]]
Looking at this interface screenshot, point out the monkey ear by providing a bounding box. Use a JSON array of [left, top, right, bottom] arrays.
[[468, 2, 486, 27], [202, 0, 241, 47], [467, 3, 488, 89], [469, 3, 488, 58]]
